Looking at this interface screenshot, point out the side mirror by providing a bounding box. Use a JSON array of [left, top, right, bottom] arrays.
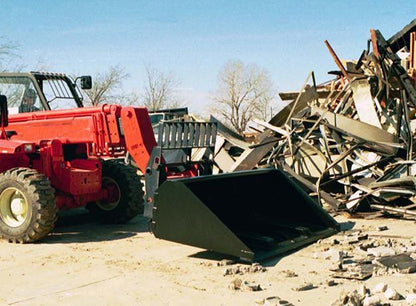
[[0, 95, 8, 127], [80, 76, 92, 90]]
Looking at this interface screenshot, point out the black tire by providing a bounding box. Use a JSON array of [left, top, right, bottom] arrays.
[[87, 160, 144, 223], [0, 168, 56, 243]]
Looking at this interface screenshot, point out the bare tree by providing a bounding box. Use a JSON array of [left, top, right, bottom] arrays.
[[83, 66, 128, 106], [142, 66, 180, 111], [121, 92, 140, 106], [0, 38, 20, 71], [253, 93, 278, 122], [212, 60, 275, 135]]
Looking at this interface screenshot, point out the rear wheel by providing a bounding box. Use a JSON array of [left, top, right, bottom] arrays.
[[0, 168, 56, 243], [87, 160, 144, 223]]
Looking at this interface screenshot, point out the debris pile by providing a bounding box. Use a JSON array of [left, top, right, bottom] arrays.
[[214, 19, 416, 219], [206, 19, 416, 305]]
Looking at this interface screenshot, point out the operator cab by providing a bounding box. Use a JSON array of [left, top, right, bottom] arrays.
[[0, 72, 91, 114]]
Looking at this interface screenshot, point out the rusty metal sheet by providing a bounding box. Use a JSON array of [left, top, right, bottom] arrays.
[[324, 40, 350, 81], [311, 106, 401, 155]]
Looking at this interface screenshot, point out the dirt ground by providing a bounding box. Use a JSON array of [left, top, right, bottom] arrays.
[[1, 209, 416, 306]]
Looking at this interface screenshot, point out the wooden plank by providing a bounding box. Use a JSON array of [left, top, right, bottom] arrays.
[[324, 40, 350, 81]]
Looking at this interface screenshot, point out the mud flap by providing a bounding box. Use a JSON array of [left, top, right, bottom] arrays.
[[151, 168, 339, 262]]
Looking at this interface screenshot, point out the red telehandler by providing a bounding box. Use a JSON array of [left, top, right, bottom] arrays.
[[0, 72, 339, 262], [0, 95, 56, 242], [0, 72, 216, 239]]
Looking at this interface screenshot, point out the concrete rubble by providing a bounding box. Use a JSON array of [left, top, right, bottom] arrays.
[[262, 296, 294, 306], [228, 278, 263, 291], [223, 263, 267, 276], [292, 283, 316, 291], [331, 283, 406, 305]]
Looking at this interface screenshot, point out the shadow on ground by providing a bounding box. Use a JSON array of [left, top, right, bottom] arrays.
[[189, 221, 357, 266], [190, 250, 240, 262], [190, 247, 306, 267], [339, 221, 356, 231], [40, 208, 151, 244]]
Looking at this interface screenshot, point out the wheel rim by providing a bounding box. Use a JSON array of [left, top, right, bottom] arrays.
[[96, 177, 121, 211], [0, 187, 29, 227]]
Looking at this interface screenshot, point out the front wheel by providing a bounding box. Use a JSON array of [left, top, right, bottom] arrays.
[[87, 160, 144, 223], [0, 168, 56, 243]]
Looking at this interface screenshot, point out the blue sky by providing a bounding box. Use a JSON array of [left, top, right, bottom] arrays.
[[1, 1, 415, 113]]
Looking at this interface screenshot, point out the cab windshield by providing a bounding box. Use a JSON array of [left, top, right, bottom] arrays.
[[0, 76, 45, 114]]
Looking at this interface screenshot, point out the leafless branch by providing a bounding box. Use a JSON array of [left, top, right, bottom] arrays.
[[83, 66, 129, 106], [212, 60, 275, 135], [141, 65, 181, 111]]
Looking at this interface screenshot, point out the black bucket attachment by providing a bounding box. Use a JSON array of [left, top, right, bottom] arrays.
[[152, 168, 339, 262]]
